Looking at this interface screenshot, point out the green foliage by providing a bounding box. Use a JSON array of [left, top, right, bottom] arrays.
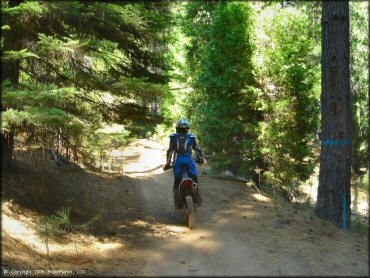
[[182, 2, 260, 176], [112, 76, 169, 99], [2, 49, 39, 60], [36, 215, 59, 240], [180, 2, 321, 200], [54, 206, 72, 231], [1, 83, 99, 158], [350, 1, 369, 172], [176, 1, 346, 201], [36, 205, 105, 238], [154, 3, 191, 130], [2, 1, 368, 206], [1, 1, 174, 166], [254, 4, 320, 199]]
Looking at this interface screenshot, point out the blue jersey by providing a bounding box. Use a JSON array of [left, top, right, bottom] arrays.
[[166, 132, 203, 176]]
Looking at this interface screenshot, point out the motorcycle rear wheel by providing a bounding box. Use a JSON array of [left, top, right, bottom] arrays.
[[185, 196, 196, 229]]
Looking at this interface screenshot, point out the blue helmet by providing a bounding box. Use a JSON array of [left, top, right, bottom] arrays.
[[176, 118, 190, 133]]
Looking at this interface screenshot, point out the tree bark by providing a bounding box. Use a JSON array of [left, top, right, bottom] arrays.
[[315, 1, 352, 229], [151, 97, 157, 118], [141, 96, 147, 108], [1, 132, 15, 168]]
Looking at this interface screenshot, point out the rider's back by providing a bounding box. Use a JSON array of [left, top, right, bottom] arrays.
[[170, 132, 196, 157]]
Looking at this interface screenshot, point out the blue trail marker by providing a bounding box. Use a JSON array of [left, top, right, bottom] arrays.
[[323, 139, 351, 146]]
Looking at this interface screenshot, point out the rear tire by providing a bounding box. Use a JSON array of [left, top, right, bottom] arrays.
[[185, 196, 196, 229]]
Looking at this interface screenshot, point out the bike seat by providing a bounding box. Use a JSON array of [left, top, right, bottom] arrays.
[[180, 163, 190, 171]]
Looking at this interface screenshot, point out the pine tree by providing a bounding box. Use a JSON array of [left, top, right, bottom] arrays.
[[1, 1, 173, 167], [314, 1, 351, 229], [182, 2, 260, 176]]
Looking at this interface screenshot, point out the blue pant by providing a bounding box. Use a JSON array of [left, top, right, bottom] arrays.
[[173, 155, 198, 177]]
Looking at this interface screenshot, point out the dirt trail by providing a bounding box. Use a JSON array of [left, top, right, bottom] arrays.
[[109, 139, 368, 276], [2, 139, 368, 276]]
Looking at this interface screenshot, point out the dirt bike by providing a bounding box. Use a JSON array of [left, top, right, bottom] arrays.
[[163, 161, 202, 229], [177, 163, 199, 229]]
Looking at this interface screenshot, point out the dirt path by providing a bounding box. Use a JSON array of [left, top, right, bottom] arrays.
[[2, 139, 368, 276], [107, 139, 368, 276]]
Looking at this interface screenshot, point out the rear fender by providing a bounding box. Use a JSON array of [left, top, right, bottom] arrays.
[[179, 178, 193, 197]]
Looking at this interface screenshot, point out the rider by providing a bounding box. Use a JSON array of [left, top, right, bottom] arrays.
[[163, 118, 204, 209]]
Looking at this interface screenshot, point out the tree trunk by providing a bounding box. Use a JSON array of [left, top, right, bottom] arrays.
[[66, 128, 70, 160], [151, 97, 157, 118], [314, 1, 352, 229], [141, 96, 147, 108], [1, 132, 15, 168], [140, 97, 147, 137]]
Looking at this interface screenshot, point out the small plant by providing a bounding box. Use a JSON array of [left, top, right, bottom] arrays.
[[35, 204, 107, 262], [36, 206, 81, 259], [36, 216, 59, 269], [54, 206, 72, 231], [53, 206, 82, 255]]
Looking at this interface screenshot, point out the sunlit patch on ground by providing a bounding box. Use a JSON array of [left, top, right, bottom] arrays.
[[2, 213, 45, 253], [166, 225, 188, 233], [119, 141, 166, 176], [252, 193, 271, 202], [93, 241, 123, 251], [2, 200, 125, 269], [130, 220, 188, 238], [131, 220, 149, 227], [169, 229, 222, 252], [2, 202, 47, 253]]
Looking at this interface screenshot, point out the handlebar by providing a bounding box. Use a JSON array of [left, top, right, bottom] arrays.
[[195, 159, 206, 165]]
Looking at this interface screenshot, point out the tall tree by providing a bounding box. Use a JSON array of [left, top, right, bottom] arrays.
[[182, 2, 260, 177], [315, 1, 351, 229]]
